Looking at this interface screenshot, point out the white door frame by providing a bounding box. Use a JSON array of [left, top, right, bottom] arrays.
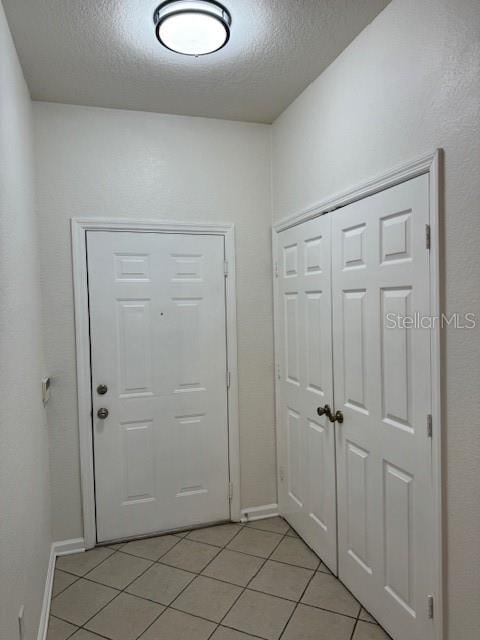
[[72, 218, 241, 549], [272, 150, 443, 640]]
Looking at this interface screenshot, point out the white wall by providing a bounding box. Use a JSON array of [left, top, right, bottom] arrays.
[[272, 0, 480, 638], [33, 102, 275, 540], [0, 3, 52, 639]]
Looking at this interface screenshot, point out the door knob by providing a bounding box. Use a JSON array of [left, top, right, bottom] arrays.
[[317, 404, 344, 424], [97, 407, 109, 420], [97, 384, 108, 395]]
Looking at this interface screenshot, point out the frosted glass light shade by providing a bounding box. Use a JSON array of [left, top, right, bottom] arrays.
[[154, 1, 232, 56]]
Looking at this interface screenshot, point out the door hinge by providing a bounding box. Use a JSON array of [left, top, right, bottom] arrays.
[[226, 371, 231, 389], [224, 259, 229, 277], [426, 224, 431, 250], [427, 595, 434, 619], [279, 466, 285, 482], [274, 261, 279, 278], [427, 414, 433, 438], [276, 363, 281, 380], [228, 482, 234, 501]]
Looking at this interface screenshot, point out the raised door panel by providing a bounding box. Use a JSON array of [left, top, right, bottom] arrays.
[[383, 462, 415, 618], [306, 418, 328, 531], [287, 408, 303, 508], [345, 441, 371, 575], [120, 420, 156, 507], [305, 292, 324, 396], [342, 290, 368, 414], [285, 294, 300, 386], [117, 300, 153, 398]]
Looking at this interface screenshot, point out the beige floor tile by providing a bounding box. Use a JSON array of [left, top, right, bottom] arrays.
[[120, 534, 179, 560], [223, 589, 295, 640], [139, 608, 215, 640], [52, 570, 77, 597], [106, 543, 123, 550], [69, 631, 105, 640], [85, 592, 163, 640], [56, 548, 115, 577], [126, 562, 194, 605], [227, 527, 283, 558], [301, 572, 360, 617], [159, 538, 220, 572], [172, 575, 242, 622], [50, 579, 118, 626], [46, 616, 78, 640], [211, 628, 259, 640], [246, 517, 290, 535], [270, 537, 320, 570], [249, 560, 313, 601], [282, 604, 355, 640], [359, 608, 377, 623], [286, 527, 299, 538], [85, 551, 152, 589], [353, 621, 392, 639], [202, 548, 264, 586], [187, 523, 242, 547]]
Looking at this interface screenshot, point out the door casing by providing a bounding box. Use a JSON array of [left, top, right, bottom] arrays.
[[272, 150, 443, 640], [72, 219, 241, 549]]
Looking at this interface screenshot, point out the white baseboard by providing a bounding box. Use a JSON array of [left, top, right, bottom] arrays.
[[37, 544, 56, 640], [240, 503, 279, 522], [53, 537, 86, 556], [37, 538, 85, 640]]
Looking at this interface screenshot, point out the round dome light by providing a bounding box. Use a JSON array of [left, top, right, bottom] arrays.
[[153, 0, 232, 56]]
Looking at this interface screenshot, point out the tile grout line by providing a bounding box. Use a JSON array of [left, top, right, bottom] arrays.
[[50, 522, 340, 640], [49, 520, 373, 640], [165, 526, 247, 640], [209, 524, 294, 639], [124, 523, 249, 640], [349, 617, 360, 640], [52, 532, 189, 637], [83, 533, 193, 638], [277, 557, 319, 640], [128, 524, 246, 640]]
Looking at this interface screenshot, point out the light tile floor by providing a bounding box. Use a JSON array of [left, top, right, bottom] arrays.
[[47, 517, 392, 640]]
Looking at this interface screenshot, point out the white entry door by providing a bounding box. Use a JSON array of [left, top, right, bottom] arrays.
[[276, 217, 338, 572], [332, 175, 435, 640], [87, 231, 230, 542]]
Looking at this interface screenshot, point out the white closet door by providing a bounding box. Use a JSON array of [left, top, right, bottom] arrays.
[[332, 175, 435, 640], [87, 231, 230, 542], [277, 217, 337, 572]]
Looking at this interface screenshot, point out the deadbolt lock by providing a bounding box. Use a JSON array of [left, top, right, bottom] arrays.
[[97, 384, 108, 395], [97, 407, 109, 420]]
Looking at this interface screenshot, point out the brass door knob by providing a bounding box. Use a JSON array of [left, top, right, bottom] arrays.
[[97, 408, 109, 420]]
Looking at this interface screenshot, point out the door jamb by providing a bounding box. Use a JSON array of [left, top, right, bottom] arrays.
[[271, 150, 443, 640], [72, 218, 241, 549]]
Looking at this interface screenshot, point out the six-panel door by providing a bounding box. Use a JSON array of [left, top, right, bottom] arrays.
[[87, 231, 230, 542], [277, 217, 338, 573], [332, 175, 434, 640]]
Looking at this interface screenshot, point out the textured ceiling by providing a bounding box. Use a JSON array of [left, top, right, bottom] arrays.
[[4, 0, 390, 123]]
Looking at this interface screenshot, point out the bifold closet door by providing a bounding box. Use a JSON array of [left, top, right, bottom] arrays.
[[332, 175, 435, 640], [277, 217, 338, 573]]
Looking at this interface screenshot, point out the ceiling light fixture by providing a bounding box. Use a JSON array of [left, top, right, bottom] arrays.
[[153, 0, 232, 57]]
